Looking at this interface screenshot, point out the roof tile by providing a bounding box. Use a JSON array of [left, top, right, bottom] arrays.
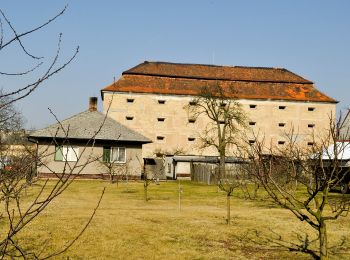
[[124, 61, 313, 84], [102, 62, 336, 103], [103, 74, 336, 103]]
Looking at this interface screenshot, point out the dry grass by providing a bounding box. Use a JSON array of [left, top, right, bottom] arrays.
[[7, 180, 350, 259]]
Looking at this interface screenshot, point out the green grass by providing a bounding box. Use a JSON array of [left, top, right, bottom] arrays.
[[5, 180, 350, 259]]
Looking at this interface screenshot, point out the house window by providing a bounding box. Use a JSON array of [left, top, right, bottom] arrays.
[[157, 118, 165, 122], [167, 163, 171, 173], [249, 122, 256, 126], [127, 98, 134, 103], [54, 146, 63, 161], [126, 116, 134, 121], [188, 118, 196, 123], [279, 106, 286, 110], [157, 136, 165, 141], [278, 141, 285, 145], [188, 137, 196, 141], [249, 140, 256, 145], [55, 145, 79, 162], [219, 120, 225, 124], [308, 124, 315, 128], [278, 123, 285, 127], [220, 103, 227, 108], [307, 142, 314, 146], [189, 101, 197, 106], [158, 100, 166, 104], [249, 104, 257, 109], [103, 147, 126, 163], [308, 107, 315, 111]]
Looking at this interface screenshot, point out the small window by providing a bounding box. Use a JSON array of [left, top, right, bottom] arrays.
[[308, 124, 315, 128], [127, 98, 134, 103], [167, 163, 171, 173], [157, 136, 164, 140], [249, 140, 256, 144], [278, 123, 285, 127], [126, 116, 134, 121], [157, 118, 165, 122], [308, 107, 315, 111], [279, 106, 286, 110], [55, 145, 79, 162], [188, 137, 196, 141], [103, 147, 126, 163], [220, 103, 227, 108], [158, 100, 166, 104], [278, 141, 285, 145], [219, 120, 225, 124], [189, 101, 197, 106], [54, 146, 63, 161], [188, 118, 196, 123], [249, 122, 256, 126], [307, 142, 314, 146], [249, 104, 257, 109]]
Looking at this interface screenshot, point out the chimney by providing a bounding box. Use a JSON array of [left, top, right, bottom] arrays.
[[89, 97, 98, 112]]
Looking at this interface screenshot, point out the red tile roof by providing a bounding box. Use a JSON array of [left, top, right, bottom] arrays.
[[102, 61, 337, 103]]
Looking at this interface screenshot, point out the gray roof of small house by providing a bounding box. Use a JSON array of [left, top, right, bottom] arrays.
[[29, 110, 151, 143]]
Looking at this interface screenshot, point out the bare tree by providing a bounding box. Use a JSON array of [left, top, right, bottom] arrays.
[[186, 84, 247, 224], [0, 7, 105, 258], [0, 89, 27, 175], [97, 154, 131, 185], [245, 118, 350, 259], [0, 6, 78, 109], [0, 104, 108, 258]]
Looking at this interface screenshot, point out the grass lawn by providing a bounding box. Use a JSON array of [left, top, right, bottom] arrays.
[[7, 180, 350, 259]]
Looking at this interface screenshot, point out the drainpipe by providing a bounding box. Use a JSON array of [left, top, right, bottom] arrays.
[[173, 159, 176, 180]]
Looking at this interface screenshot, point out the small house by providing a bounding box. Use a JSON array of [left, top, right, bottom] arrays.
[[28, 97, 151, 179]]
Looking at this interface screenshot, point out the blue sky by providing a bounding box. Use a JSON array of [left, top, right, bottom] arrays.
[[1, 0, 350, 129]]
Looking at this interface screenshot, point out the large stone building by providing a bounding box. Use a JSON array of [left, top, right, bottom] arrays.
[[101, 61, 337, 157]]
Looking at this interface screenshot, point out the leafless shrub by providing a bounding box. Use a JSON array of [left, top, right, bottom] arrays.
[[0, 6, 105, 258], [244, 117, 350, 259]]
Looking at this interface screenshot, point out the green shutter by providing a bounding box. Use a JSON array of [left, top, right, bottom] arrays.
[[103, 147, 111, 162], [55, 145, 63, 161]]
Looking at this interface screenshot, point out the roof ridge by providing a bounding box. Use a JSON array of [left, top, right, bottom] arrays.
[[39, 110, 90, 129], [132, 61, 289, 71]]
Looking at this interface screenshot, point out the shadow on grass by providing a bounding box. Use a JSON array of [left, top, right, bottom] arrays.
[[120, 189, 138, 194], [233, 228, 350, 260]]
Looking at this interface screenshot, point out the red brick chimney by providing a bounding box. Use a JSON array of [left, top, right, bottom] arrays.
[[89, 97, 98, 112]]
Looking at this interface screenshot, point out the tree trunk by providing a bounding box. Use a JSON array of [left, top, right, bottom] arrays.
[[144, 184, 148, 201], [226, 193, 231, 224], [220, 153, 226, 179], [110, 174, 114, 184], [319, 220, 328, 260], [178, 179, 181, 211]]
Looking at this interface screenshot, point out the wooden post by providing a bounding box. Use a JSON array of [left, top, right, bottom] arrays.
[[178, 179, 182, 211]]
